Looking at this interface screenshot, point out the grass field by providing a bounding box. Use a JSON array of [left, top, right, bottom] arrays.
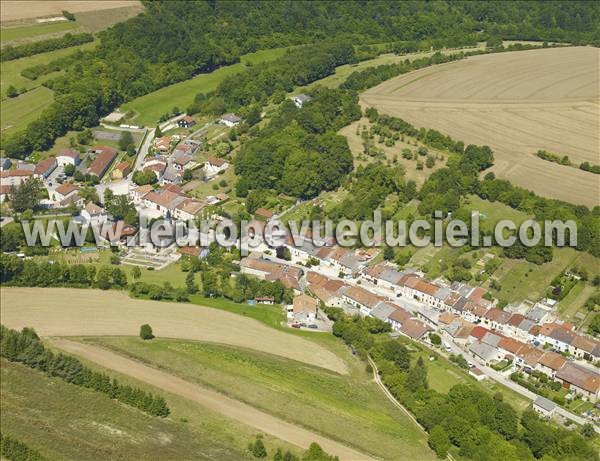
[[1, 359, 259, 460], [1, 21, 78, 42], [0, 1, 141, 23], [360, 47, 600, 207], [83, 336, 435, 460], [122, 47, 290, 127], [1, 86, 53, 134]]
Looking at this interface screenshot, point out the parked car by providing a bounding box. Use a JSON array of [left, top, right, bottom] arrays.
[[308, 324, 318, 329], [290, 323, 301, 329]]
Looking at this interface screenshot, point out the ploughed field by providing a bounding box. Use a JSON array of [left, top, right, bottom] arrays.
[[360, 46, 600, 207], [0, 1, 141, 22]]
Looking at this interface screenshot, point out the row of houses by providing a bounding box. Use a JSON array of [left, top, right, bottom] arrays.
[[240, 253, 303, 292], [131, 184, 207, 221]]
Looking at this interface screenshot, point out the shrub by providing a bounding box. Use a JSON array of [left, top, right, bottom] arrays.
[[139, 324, 154, 340]]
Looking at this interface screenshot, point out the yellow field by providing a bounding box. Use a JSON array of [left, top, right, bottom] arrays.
[[0, 287, 348, 374], [0, 1, 141, 22], [361, 47, 600, 207]]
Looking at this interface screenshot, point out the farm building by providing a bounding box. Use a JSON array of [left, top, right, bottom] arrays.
[[56, 149, 81, 166], [219, 113, 241, 127], [34, 157, 57, 179]]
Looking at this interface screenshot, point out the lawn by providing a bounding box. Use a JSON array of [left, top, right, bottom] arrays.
[[1, 359, 260, 460], [85, 336, 436, 460], [240, 46, 290, 65], [1, 21, 79, 43], [1, 86, 53, 134], [462, 194, 531, 232]]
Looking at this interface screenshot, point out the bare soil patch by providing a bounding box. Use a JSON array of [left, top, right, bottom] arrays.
[[1, 1, 141, 22], [361, 47, 600, 207], [48, 339, 373, 461], [0, 287, 348, 375]]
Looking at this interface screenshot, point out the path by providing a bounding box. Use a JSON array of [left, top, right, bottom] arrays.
[[368, 356, 456, 461], [49, 339, 375, 461]]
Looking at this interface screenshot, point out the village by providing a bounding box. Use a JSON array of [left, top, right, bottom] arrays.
[[1, 95, 599, 432]]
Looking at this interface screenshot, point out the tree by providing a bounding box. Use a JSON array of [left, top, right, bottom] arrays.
[[155, 125, 163, 138], [9, 177, 43, 212], [132, 266, 142, 280], [383, 246, 394, 261], [185, 271, 198, 294], [581, 423, 596, 439], [429, 425, 450, 458], [132, 170, 158, 186], [250, 436, 267, 458], [139, 324, 154, 340], [302, 443, 338, 460], [183, 169, 193, 181], [6, 85, 18, 98], [429, 332, 442, 346], [64, 163, 75, 176], [406, 356, 428, 391], [119, 131, 135, 153]]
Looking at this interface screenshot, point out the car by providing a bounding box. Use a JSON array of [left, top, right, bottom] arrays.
[[290, 323, 301, 329], [468, 361, 475, 368], [308, 324, 318, 329], [299, 323, 307, 327]]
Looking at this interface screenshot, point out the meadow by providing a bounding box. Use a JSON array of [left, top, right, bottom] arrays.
[[1, 21, 78, 42], [84, 336, 436, 460], [1, 86, 53, 134], [1, 359, 258, 460]]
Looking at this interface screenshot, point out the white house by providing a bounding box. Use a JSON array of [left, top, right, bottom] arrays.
[[219, 114, 241, 127], [52, 183, 79, 202], [532, 396, 556, 418], [204, 156, 229, 179], [56, 149, 81, 166], [81, 202, 108, 226], [292, 94, 312, 108]]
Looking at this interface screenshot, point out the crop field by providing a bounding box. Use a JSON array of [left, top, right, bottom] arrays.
[[1, 359, 258, 460], [1, 21, 78, 42], [1, 86, 53, 134], [0, 287, 348, 374], [360, 46, 600, 207], [80, 336, 435, 460], [0, 1, 141, 23]]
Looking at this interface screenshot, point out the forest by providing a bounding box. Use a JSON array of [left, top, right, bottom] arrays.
[[2, 0, 599, 157]]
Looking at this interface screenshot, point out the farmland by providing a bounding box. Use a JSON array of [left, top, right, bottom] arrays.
[[360, 46, 600, 207], [0, 1, 141, 23], [76, 336, 435, 460], [0, 287, 348, 374], [1, 86, 53, 134]]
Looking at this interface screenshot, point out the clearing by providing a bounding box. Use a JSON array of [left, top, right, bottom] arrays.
[[49, 338, 375, 461], [360, 46, 600, 207], [0, 287, 348, 374], [81, 336, 435, 460], [1, 86, 53, 134]]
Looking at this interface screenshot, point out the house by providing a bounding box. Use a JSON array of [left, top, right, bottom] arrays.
[[204, 156, 229, 179], [178, 115, 196, 128], [173, 198, 204, 221], [369, 302, 398, 323], [399, 319, 430, 341], [536, 351, 566, 378], [482, 308, 512, 332], [56, 149, 81, 166], [532, 396, 556, 418], [112, 162, 131, 180], [154, 136, 172, 153], [0, 169, 34, 186], [571, 335, 600, 361], [469, 367, 487, 381], [469, 341, 503, 366], [53, 183, 79, 202], [87, 147, 117, 178], [255, 296, 275, 305], [292, 94, 312, 108], [0, 185, 13, 203], [387, 307, 412, 331], [255, 208, 275, 221], [99, 221, 138, 246], [292, 294, 319, 322], [219, 113, 241, 127], [0, 157, 11, 171], [161, 166, 183, 185], [240, 255, 303, 292], [172, 141, 198, 157], [81, 202, 107, 226], [555, 362, 600, 401], [130, 184, 154, 204], [514, 344, 544, 371], [310, 279, 347, 308], [144, 162, 167, 180], [342, 285, 382, 316], [34, 157, 57, 179]]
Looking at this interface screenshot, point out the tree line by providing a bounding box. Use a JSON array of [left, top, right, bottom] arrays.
[[0, 325, 170, 417], [326, 308, 597, 461], [1, 32, 93, 62]]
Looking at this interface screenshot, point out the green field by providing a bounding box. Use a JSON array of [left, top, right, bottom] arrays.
[[1, 359, 260, 460], [85, 336, 435, 460], [1, 86, 54, 135], [122, 47, 291, 127], [1, 40, 97, 95], [1, 21, 79, 43]]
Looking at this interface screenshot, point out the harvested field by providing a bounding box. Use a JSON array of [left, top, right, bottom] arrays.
[[1, 1, 141, 22], [361, 47, 600, 207], [0, 287, 348, 374]]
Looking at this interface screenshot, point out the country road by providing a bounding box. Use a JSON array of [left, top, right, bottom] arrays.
[[49, 339, 375, 461]]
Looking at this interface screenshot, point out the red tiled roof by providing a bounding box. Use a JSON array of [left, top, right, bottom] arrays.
[[88, 149, 117, 177], [470, 326, 490, 340]]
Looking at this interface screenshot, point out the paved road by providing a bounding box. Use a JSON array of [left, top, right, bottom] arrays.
[[132, 128, 154, 174], [50, 338, 375, 461]]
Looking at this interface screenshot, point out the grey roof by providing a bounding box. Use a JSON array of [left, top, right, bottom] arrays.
[[525, 306, 548, 323], [370, 302, 397, 321], [517, 318, 536, 333], [482, 332, 503, 347], [339, 253, 362, 271], [419, 307, 439, 325], [434, 287, 451, 301], [0, 157, 11, 168], [221, 113, 241, 123], [293, 94, 312, 103], [453, 296, 469, 312], [469, 341, 499, 361], [534, 396, 556, 412], [443, 320, 462, 337], [549, 327, 576, 345], [379, 268, 403, 285], [162, 167, 183, 184]]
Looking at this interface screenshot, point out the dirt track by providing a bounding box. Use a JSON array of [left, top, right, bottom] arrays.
[[48, 338, 374, 461], [0, 288, 348, 375], [361, 47, 600, 207]]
